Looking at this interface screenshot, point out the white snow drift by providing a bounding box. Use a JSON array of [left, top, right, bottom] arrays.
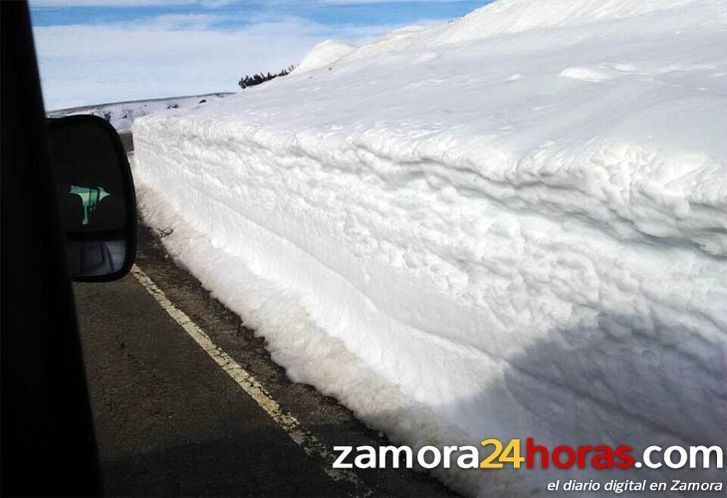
[[133, 0, 727, 495]]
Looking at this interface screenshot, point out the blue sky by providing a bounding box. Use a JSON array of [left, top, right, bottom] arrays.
[[30, 1, 489, 110]]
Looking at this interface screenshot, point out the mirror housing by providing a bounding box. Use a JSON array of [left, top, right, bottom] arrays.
[[48, 115, 136, 282]]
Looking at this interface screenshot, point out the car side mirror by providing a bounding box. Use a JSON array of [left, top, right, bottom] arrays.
[[48, 115, 136, 282]]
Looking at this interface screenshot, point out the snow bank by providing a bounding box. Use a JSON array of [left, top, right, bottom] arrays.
[[294, 40, 357, 74], [133, 0, 727, 495]]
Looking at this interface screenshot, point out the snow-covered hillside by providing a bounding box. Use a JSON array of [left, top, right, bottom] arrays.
[[133, 0, 727, 495], [48, 93, 231, 134]]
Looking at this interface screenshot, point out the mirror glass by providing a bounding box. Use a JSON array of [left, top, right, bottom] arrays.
[[49, 116, 136, 280]]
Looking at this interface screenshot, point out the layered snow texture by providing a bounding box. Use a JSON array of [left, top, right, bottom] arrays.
[[48, 93, 231, 133], [134, 0, 727, 495]]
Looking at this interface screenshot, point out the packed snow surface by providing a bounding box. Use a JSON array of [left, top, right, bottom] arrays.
[[48, 93, 231, 133], [134, 0, 727, 495], [294, 40, 357, 74]]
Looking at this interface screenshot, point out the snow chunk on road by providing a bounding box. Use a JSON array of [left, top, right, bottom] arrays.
[[134, 0, 727, 495]]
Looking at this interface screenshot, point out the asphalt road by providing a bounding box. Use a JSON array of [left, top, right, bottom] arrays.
[[73, 223, 455, 497]]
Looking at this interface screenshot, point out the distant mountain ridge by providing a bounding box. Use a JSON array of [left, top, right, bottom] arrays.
[[48, 92, 234, 134]]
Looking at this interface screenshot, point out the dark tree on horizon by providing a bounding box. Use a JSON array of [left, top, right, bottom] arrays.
[[238, 65, 295, 89]]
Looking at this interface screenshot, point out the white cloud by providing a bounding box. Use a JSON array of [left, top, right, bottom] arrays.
[[33, 16, 399, 110], [318, 0, 462, 3], [30, 0, 230, 7], [31, 0, 461, 5]]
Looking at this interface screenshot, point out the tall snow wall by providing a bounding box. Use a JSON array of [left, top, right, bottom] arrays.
[[133, 0, 727, 495]]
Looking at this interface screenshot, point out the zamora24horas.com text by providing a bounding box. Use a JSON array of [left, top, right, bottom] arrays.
[[332, 438, 725, 493]]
